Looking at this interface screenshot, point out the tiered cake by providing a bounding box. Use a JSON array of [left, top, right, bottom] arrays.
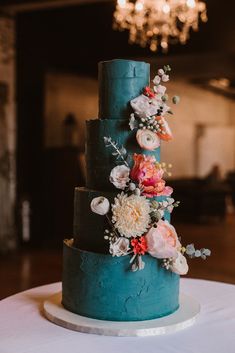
[[62, 59, 210, 322]]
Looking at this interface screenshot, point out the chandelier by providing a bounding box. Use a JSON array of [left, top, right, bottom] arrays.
[[113, 0, 208, 52]]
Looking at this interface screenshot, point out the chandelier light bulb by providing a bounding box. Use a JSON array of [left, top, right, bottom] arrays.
[[163, 4, 171, 14], [117, 0, 126, 9], [135, 2, 144, 12], [113, 0, 208, 52], [186, 0, 196, 8]]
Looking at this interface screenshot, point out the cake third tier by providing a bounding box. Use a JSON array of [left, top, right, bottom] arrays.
[[73, 187, 171, 253], [85, 119, 160, 190]]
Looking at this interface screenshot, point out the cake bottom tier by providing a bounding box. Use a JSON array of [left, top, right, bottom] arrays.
[[62, 239, 180, 322]]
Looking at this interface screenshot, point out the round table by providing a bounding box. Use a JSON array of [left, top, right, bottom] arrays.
[[0, 279, 235, 353]]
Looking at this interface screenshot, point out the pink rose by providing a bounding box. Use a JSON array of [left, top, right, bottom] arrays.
[[146, 220, 181, 259]]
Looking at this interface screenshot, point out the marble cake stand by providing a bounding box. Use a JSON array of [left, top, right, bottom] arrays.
[[43, 292, 200, 337]]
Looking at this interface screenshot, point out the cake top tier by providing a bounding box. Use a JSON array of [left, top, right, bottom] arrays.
[[98, 59, 149, 120]]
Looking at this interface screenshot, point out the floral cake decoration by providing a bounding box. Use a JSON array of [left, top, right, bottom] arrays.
[[129, 65, 180, 151], [90, 65, 211, 273]]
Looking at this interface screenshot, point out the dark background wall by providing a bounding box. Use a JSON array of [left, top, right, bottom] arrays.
[[8, 0, 235, 245]]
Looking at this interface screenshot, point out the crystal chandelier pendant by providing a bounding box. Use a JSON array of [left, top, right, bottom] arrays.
[[113, 0, 208, 52]]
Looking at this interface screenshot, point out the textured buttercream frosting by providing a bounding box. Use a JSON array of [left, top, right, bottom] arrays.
[[98, 59, 150, 119], [62, 240, 179, 321], [62, 59, 180, 322]]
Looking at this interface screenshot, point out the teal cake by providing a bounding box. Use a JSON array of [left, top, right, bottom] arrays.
[[62, 59, 181, 322]]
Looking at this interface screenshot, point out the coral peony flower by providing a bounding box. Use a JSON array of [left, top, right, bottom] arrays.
[[129, 113, 138, 130], [145, 220, 181, 259], [131, 236, 148, 255], [112, 193, 150, 238], [130, 154, 157, 182], [130, 154, 173, 198]]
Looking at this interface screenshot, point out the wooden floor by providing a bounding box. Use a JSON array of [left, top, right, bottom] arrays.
[[0, 215, 235, 300]]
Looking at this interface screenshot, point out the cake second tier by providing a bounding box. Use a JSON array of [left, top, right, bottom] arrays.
[[86, 119, 161, 190]]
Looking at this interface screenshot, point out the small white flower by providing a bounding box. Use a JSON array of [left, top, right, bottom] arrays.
[[129, 182, 136, 191], [158, 69, 165, 76], [162, 74, 169, 82], [153, 75, 161, 85], [153, 84, 166, 96], [136, 129, 160, 151], [166, 197, 175, 213], [170, 252, 189, 275], [129, 113, 138, 130], [90, 197, 110, 215], [109, 237, 130, 257], [162, 200, 168, 208], [167, 197, 175, 204], [167, 205, 174, 213], [109, 165, 130, 190]]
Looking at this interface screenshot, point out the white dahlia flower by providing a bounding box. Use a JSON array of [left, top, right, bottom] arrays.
[[112, 193, 150, 238]]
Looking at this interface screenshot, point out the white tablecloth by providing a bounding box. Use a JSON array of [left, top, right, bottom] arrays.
[[0, 279, 235, 353]]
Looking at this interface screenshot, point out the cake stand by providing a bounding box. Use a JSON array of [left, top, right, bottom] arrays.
[[43, 292, 200, 337]]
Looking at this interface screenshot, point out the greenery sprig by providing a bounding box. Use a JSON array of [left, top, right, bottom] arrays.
[[185, 243, 211, 260], [104, 136, 129, 167]]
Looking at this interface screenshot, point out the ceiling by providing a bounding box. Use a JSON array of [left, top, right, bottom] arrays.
[[1, 0, 99, 12], [1, 0, 234, 55], [1, 0, 234, 82]]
